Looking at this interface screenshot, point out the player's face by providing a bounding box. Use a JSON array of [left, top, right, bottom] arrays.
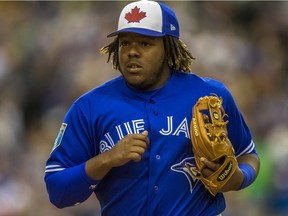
[[118, 33, 170, 91]]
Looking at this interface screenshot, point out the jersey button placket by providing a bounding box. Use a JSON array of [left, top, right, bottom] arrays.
[[153, 154, 160, 193], [147, 98, 160, 199], [149, 98, 158, 116]]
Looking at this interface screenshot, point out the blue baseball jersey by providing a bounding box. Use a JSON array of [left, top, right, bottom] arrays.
[[45, 71, 256, 216]]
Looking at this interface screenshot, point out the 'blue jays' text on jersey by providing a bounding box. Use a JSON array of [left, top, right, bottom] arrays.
[[44, 71, 256, 216]]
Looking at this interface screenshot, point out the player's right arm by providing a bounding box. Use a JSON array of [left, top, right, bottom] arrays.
[[85, 130, 149, 180], [44, 102, 149, 208]]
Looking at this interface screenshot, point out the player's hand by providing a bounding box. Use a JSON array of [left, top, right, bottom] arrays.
[[107, 130, 150, 167], [85, 130, 149, 181], [200, 157, 221, 178], [200, 157, 244, 192]]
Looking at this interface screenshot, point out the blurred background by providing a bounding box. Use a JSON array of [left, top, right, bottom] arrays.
[[0, 1, 287, 216]]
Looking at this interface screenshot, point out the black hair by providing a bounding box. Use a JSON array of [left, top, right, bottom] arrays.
[[100, 35, 195, 72]]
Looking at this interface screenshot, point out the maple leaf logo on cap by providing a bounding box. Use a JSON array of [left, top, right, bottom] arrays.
[[124, 6, 146, 23]]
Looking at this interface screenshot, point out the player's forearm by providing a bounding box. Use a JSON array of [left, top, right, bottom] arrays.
[[237, 153, 260, 175], [237, 153, 260, 189], [45, 163, 98, 208], [85, 151, 114, 180], [85, 131, 150, 180]]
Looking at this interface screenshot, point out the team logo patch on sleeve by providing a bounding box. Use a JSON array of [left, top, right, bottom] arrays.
[[51, 123, 67, 153]]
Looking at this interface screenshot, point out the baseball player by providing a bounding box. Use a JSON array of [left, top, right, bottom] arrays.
[[44, 1, 260, 215]]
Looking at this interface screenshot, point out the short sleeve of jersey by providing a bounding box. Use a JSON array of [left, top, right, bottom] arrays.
[[204, 77, 256, 157], [46, 101, 97, 171]]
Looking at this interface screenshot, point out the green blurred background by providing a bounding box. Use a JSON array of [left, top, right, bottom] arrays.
[[0, 1, 287, 216]]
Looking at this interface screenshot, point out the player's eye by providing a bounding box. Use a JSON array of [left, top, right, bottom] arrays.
[[120, 41, 129, 47], [141, 41, 151, 47]]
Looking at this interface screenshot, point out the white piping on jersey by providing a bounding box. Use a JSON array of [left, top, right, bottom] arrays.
[[236, 140, 255, 158], [45, 164, 65, 173], [46, 165, 62, 168], [45, 168, 65, 173]]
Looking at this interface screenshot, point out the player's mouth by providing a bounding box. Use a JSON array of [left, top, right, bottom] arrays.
[[126, 63, 142, 73]]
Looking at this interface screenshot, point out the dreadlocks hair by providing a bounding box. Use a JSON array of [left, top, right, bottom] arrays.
[[164, 36, 195, 72], [100, 35, 195, 72]]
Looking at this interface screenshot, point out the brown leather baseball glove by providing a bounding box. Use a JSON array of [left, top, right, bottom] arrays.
[[186, 94, 238, 196]]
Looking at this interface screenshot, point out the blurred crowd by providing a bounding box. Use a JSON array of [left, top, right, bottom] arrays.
[[0, 1, 287, 216]]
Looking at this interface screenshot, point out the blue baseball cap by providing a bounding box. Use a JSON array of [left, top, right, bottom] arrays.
[[107, 0, 180, 38]]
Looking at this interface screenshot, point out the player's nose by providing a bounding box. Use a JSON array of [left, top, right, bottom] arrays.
[[128, 44, 140, 58]]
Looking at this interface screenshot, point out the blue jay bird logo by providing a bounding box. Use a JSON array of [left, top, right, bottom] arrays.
[[171, 157, 199, 193]]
